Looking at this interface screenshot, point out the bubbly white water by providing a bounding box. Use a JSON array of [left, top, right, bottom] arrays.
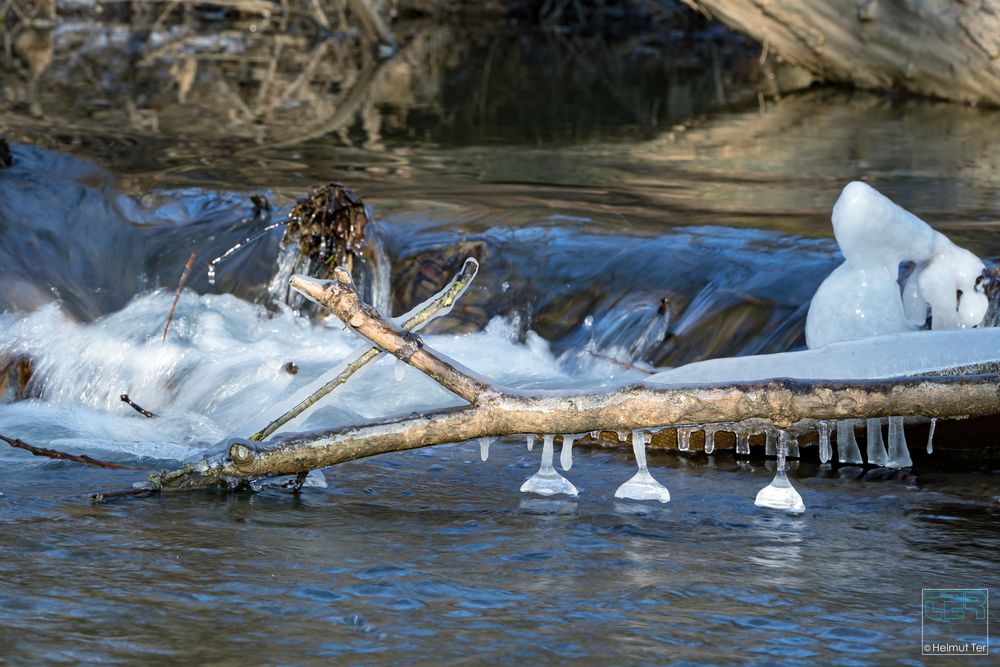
[[0, 292, 638, 462]]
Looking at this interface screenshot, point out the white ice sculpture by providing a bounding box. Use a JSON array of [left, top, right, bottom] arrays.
[[520, 434, 578, 496], [805, 181, 988, 349], [754, 430, 805, 513], [614, 431, 671, 502]]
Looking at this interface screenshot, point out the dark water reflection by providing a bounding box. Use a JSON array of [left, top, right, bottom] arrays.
[[1, 443, 997, 665], [2, 10, 999, 664]]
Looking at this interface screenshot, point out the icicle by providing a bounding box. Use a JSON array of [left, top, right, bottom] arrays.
[[704, 427, 716, 455], [926, 417, 936, 454], [520, 434, 578, 496], [560, 435, 577, 470], [616, 430, 629, 443], [754, 429, 805, 513], [677, 427, 691, 452], [393, 358, 406, 382], [614, 430, 670, 502], [479, 437, 493, 461], [736, 429, 750, 456], [886, 416, 913, 468], [589, 430, 600, 441], [765, 429, 776, 457], [788, 438, 800, 459], [526, 434, 535, 451], [818, 421, 832, 463], [865, 417, 887, 466], [836, 419, 863, 464]]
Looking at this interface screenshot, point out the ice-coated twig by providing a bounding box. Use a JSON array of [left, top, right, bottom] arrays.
[[163, 251, 196, 342], [1, 433, 137, 470], [926, 417, 937, 454], [120, 394, 157, 419], [250, 258, 480, 441]]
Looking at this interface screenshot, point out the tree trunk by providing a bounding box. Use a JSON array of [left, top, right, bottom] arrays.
[[684, 0, 1000, 106]]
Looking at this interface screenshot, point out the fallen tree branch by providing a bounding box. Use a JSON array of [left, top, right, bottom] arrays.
[[1, 433, 137, 470], [163, 251, 196, 342], [93, 264, 1000, 498], [250, 258, 480, 441]]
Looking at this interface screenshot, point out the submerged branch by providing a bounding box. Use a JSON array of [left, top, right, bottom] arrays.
[[1, 433, 137, 470]]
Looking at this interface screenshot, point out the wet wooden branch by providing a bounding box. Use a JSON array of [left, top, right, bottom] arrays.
[[1, 433, 137, 470], [290, 268, 496, 403], [250, 258, 480, 441], [96, 263, 1000, 497]]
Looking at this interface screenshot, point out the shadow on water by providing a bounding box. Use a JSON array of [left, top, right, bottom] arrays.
[[1, 3, 999, 664]]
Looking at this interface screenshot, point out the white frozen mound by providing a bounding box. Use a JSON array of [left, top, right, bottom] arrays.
[[645, 327, 1000, 385], [805, 181, 988, 348]]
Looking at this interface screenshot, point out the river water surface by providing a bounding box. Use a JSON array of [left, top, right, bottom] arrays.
[[1, 14, 998, 665]]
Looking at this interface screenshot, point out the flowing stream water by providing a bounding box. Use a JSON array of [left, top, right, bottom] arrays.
[[1, 17, 999, 662]]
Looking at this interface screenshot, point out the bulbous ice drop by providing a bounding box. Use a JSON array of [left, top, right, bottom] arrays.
[[927, 417, 937, 454], [755, 429, 805, 513], [704, 428, 716, 454], [393, 358, 406, 382], [818, 421, 832, 463], [866, 417, 888, 466], [479, 437, 494, 461], [886, 416, 913, 468], [836, 419, 863, 464], [614, 430, 670, 503], [521, 434, 578, 496], [560, 435, 576, 471], [526, 434, 535, 451]]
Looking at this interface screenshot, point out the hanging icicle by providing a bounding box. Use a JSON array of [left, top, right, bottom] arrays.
[[866, 417, 888, 466], [520, 434, 578, 496], [836, 419, 863, 464], [818, 421, 832, 464], [886, 416, 913, 468], [614, 431, 670, 502], [754, 429, 805, 513]]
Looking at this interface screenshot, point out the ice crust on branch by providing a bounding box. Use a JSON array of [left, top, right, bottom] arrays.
[[805, 181, 988, 349]]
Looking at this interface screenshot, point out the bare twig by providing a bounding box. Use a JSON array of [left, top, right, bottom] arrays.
[[250, 258, 480, 441], [291, 267, 496, 402], [163, 251, 196, 342], [1, 433, 137, 470], [120, 393, 157, 419]]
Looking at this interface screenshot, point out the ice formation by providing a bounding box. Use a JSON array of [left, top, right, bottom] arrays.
[[817, 421, 832, 464], [560, 435, 577, 470], [866, 418, 887, 467], [754, 430, 805, 513], [836, 420, 863, 465], [926, 417, 937, 454], [479, 437, 494, 461], [520, 434, 578, 496], [614, 431, 671, 502], [526, 434, 535, 451], [805, 181, 988, 349], [886, 416, 912, 468]]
